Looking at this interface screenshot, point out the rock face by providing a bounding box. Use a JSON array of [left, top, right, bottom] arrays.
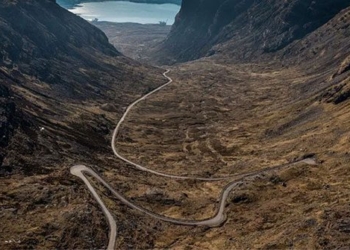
[[158, 0, 350, 63]]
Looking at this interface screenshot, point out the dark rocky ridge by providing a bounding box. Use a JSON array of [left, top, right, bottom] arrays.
[[0, 0, 121, 99], [0, 0, 118, 60], [158, 0, 350, 64]]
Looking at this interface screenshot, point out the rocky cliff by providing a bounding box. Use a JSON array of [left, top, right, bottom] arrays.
[[158, 0, 350, 63]]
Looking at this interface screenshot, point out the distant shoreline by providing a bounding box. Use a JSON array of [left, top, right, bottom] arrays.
[[57, 0, 182, 9]]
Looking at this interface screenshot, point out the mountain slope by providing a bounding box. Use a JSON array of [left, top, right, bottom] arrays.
[[157, 0, 350, 63], [0, 0, 164, 169]]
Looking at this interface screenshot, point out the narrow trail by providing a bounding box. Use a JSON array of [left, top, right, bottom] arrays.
[[71, 70, 318, 250]]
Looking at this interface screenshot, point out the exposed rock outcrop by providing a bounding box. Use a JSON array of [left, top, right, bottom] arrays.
[[158, 0, 350, 63]]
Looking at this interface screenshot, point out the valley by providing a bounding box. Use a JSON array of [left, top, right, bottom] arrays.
[[107, 58, 350, 249], [93, 1, 350, 247], [1, 0, 350, 249], [94, 22, 171, 63]]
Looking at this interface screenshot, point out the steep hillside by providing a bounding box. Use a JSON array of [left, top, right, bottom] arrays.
[[0, 0, 165, 249], [0, 0, 164, 170], [157, 0, 350, 63], [155, 0, 350, 106]]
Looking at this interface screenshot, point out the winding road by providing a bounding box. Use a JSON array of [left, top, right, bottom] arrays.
[[111, 70, 227, 181], [71, 70, 318, 250]]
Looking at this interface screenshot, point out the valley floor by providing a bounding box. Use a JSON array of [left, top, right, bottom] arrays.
[[84, 22, 350, 249], [111, 58, 350, 249], [2, 21, 350, 250], [94, 22, 171, 64]]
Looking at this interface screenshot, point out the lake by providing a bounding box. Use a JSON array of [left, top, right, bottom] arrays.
[[68, 1, 180, 25]]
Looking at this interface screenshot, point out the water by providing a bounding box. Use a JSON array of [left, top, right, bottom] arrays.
[[67, 1, 180, 25]]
